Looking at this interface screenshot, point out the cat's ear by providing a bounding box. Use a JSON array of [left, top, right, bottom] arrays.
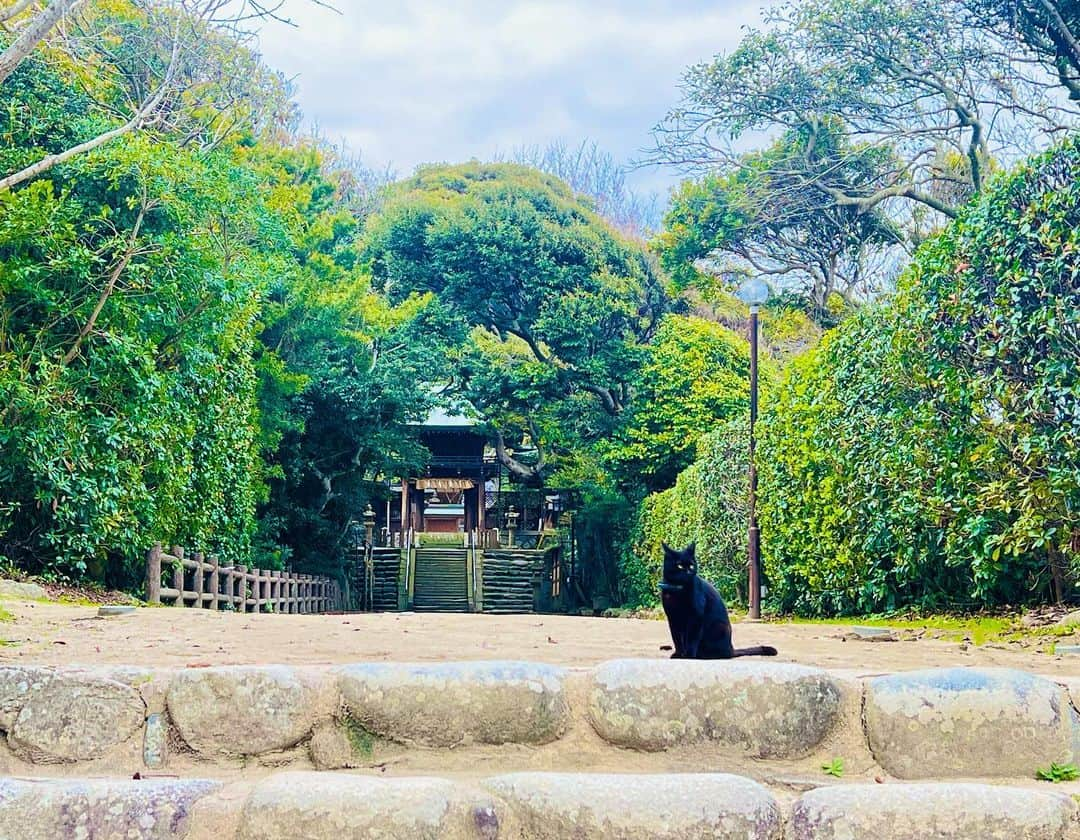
[[661, 542, 673, 554], [687, 542, 696, 556]]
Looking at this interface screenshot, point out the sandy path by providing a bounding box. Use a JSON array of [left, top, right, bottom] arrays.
[[0, 598, 1075, 677]]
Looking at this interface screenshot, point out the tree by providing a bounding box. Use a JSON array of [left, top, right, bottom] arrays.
[[651, 0, 1076, 230], [603, 315, 756, 493], [361, 162, 669, 484], [963, 0, 1080, 101], [0, 0, 299, 190], [506, 140, 661, 237], [656, 123, 905, 314]]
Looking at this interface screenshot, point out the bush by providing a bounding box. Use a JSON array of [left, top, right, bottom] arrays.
[[757, 137, 1080, 614], [620, 418, 750, 608]]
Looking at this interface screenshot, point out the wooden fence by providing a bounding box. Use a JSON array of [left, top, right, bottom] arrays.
[[146, 543, 341, 614]]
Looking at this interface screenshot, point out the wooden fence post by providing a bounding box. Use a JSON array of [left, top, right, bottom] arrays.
[[172, 546, 185, 604], [192, 551, 204, 608], [208, 556, 220, 610], [237, 565, 248, 613], [146, 543, 162, 604]]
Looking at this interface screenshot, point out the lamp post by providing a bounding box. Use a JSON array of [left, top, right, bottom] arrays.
[[737, 276, 770, 620], [362, 503, 376, 611]]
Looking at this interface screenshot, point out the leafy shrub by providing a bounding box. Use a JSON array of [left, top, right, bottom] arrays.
[[757, 137, 1080, 614], [620, 418, 750, 607]]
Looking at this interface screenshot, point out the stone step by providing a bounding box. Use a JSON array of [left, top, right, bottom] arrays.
[[0, 772, 1074, 840], [1, 661, 1079, 785]]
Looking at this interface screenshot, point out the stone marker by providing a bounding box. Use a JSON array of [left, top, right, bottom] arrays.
[[98, 605, 137, 617], [788, 782, 1075, 839], [863, 667, 1075, 778], [237, 772, 500, 840], [167, 665, 317, 756], [0, 777, 219, 840], [8, 671, 145, 763], [337, 661, 569, 748], [587, 659, 844, 756], [486, 772, 782, 840]]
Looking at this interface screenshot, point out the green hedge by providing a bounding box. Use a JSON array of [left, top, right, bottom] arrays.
[[620, 418, 750, 607], [757, 137, 1080, 614]]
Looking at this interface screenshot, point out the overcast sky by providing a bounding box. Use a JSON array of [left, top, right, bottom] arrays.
[[256, 0, 772, 201]]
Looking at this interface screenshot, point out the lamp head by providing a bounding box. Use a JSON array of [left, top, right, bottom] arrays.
[[736, 277, 770, 310]]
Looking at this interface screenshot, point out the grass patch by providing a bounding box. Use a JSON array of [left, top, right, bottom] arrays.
[[1037, 762, 1080, 783], [767, 611, 1070, 646], [0, 605, 14, 623], [821, 758, 845, 778], [342, 717, 377, 759]]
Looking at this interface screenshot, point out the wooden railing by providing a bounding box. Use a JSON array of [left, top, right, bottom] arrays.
[[145, 543, 341, 614]]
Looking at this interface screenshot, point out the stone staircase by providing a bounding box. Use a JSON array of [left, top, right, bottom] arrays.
[[412, 547, 469, 611], [1, 660, 1079, 838]]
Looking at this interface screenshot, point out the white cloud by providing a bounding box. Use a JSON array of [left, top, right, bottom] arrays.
[[256, 0, 773, 191]]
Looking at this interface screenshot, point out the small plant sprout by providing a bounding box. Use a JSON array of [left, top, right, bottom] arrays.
[[822, 758, 844, 778], [1036, 763, 1079, 783]]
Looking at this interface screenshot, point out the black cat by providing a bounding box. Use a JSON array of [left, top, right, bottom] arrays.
[[659, 543, 777, 659]]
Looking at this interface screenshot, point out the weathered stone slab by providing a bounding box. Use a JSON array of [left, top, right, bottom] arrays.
[[864, 668, 1073, 778], [167, 666, 316, 756], [0, 580, 46, 600], [337, 661, 569, 748], [8, 671, 145, 763], [98, 605, 137, 616], [788, 783, 1075, 839], [238, 772, 500, 840], [587, 659, 844, 756], [144, 712, 166, 769], [486, 772, 782, 840], [0, 777, 220, 839], [0, 666, 51, 730]]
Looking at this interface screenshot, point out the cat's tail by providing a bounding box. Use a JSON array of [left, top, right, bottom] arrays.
[[732, 646, 778, 657]]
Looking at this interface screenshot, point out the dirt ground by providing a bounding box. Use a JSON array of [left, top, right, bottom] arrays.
[[1, 597, 1077, 677]]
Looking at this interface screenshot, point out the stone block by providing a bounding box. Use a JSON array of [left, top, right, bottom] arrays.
[[486, 772, 782, 839], [337, 661, 569, 748], [167, 666, 317, 757], [587, 659, 845, 756], [0, 777, 219, 839], [0, 666, 51, 730], [237, 772, 500, 840], [788, 783, 1075, 839], [8, 671, 145, 763], [864, 668, 1074, 778]]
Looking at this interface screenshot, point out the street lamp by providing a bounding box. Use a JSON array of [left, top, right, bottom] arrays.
[[737, 276, 770, 620]]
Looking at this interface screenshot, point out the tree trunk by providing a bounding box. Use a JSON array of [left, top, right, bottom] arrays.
[[0, 0, 83, 86]]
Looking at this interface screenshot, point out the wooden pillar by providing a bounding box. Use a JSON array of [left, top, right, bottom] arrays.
[[477, 482, 485, 534], [208, 556, 220, 610], [172, 546, 184, 603], [400, 477, 409, 544], [146, 543, 162, 604], [237, 565, 247, 612], [192, 551, 204, 608]]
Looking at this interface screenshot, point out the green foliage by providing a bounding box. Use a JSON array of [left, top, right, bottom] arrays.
[[821, 758, 845, 778], [620, 418, 750, 608], [361, 162, 668, 485], [604, 315, 755, 492], [757, 137, 1080, 615], [1037, 763, 1080, 783]]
